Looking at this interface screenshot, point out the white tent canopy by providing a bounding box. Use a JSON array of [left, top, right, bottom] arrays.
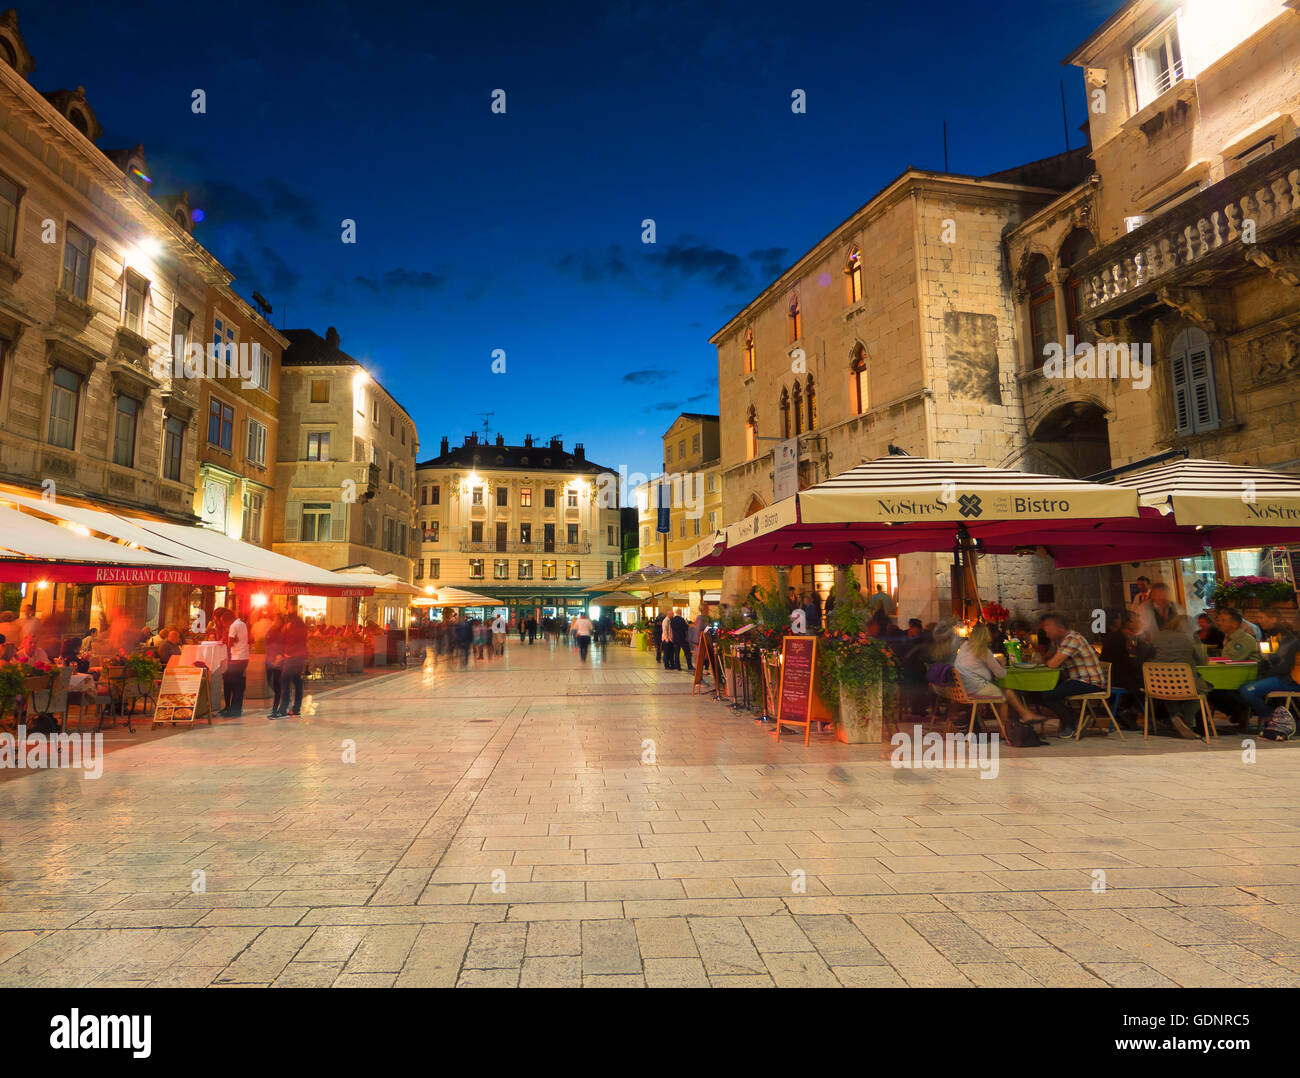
[[0, 505, 207, 568]]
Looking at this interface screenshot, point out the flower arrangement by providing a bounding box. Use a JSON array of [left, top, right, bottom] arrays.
[[816, 571, 900, 714], [122, 652, 161, 687], [0, 661, 26, 711], [1210, 576, 1297, 608], [981, 601, 1010, 623]]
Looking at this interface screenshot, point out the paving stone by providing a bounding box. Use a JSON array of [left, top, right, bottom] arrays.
[[581, 919, 642, 975]]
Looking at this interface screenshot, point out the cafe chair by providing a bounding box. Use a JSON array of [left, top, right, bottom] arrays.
[[1141, 662, 1216, 745], [1266, 689, 1300, 722], [945, 677, 1009, 740], [28, 665, 72, 732], [1074, 662, 1123, 740]]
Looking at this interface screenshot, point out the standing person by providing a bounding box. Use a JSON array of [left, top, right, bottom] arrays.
[[786, 586, 799, 612], [573, 611, 594, 661], [17, 603, 40, 644], [221, 608, 250, 718], [1037, 613, 1108, 738], [869, 585, 896, 617], [456, 617, 473, 667], [1129, 576, 1152, 617], [265, 615, 286, 718], [670, 610, 690, 672], [1135, 582, 1179, 639], [650, 612, 663, 663], [518, 616, 526, 644], [276, 611, 308, 718], [802, 591, 823, 633], [526, 615, 537, 645], [491, 611, 507, 656]]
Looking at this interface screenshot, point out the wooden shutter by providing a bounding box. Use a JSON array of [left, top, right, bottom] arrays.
[[1170, 351, 1192, 435], [284, 501, 300, 541], [1170, 328, 1218, 436], [332, 502, 346, 542]]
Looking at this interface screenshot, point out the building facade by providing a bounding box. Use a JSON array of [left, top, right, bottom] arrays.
[[1010, 0, 1300, 617], [273, 326, 419, 621], [415, 433, 622, 621], [635, 412, 723, 572], [712, 156, 1101, 624]]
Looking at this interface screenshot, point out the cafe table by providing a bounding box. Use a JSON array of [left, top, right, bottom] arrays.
[[995, 665, 1061, 692], [1196, 661, 1259, 691]]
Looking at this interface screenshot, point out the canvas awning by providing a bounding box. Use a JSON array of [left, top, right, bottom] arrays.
[[0, 493, 371, 595], [333, 566, 422, 596], [414, 586, 503, 608], [0, 505, 229, 585], [586, 565, 675, 594]]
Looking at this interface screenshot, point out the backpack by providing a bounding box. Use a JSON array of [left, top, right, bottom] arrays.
[[1004, 717, 1045, 747], [1261, 706, 1296, 742], [926, 662, 955, 686]]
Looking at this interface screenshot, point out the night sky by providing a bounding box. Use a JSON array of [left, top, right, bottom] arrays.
[[23, 0, 1120, 487]]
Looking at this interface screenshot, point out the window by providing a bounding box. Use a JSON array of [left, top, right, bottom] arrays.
[[567, 523, 578, 545], [743, 327, 755, 373], [607, 524, 616, 546], [213, 316, 236, 367], [431, 484, 440, 505], [745, 407, 758, 461], [544, 488, 555, 508], [780, 387, 791, 438], [414, 559, 423, 580], [845, 247, 863, 304], [1170, 328, 1220, 437], [806, 374, 817, 430], [496, 485, 508, 507], [371, 399, 378, 425], [112, 396, 138, 467], [692, 432, 700, 454], [171, 306, 193, 353], [472, 486, 483, 505], [123, 273, 148, 335], [1060, 230, 1096, 347], [469, 558, 485, 580], [692, 518, 700, 537], [246, 418, 268, 466], [387, 459, 394, 484], [307, 431, 330, 460], [566, 560, 581, 580], [518, 559, 533, 579], [421, 485, 428, 505], [678, 439, 685, 459], [400, 426, 406, 446], [708, 511, 717, 532], [520, 522, 532, 544], [494, 559, 509, 579], [310, 379, 330, 403], [1236, 137, 1275, 168], [61, 223, 93, 300], [496, 521, 507, 550], [792, 380, 804, 435], [0, 172, 20, 257], [679, 519, 686, 539], [566, 488, 578, 508], [162, 415, 184, 481], [398, 465, 406, 489], [1134, 15, 1184, 110], [542, 560, 557, 580], [607, 561, 614, 579], [208, 398, 235, 451], [301, 503, 332, 542], [520, 487, 531, 507], [44, 367, 78, 449], [850, 345, 868, 414], [255, 345, 270, 391], [428, 558, 440, 579], [707, 472, 716, 493], [371, 443, 380, 466], [471, 522, 483, 543], [787, 295, 801, 342], [380, 516, 394, 553], [389, 415, 395, 437], [241, 490, 264, 543], [642, 526, 650, 546], [1026, 254, 1056, 369], [665, 444, 672, 463]]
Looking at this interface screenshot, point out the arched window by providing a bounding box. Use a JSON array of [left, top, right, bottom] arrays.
[[787, 295, 801, 343], [1026, 254, 1057, 369], [743, 327, 755, 373], [792, 380, 804, 435], [1169, 327, 1220, 436], [0, 37, 17, 68], [805, 374, 817, 430], [1060, 229, 1096, 346], [780, 387, 790, 438], [845, 247, 863, 305], [745, 406, 758, 461], [850, 345, 868, 414]]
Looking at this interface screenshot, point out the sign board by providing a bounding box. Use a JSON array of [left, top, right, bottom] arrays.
[[775, 635, 818, 744], [773, 437, 799, 502], [152, 666, 211, 726], [656, 480, 670, 534]]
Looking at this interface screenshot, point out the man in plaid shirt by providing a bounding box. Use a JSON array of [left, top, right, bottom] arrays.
[[1039, 613, 1106, 738]]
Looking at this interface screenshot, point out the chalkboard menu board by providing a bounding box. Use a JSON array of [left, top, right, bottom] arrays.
[[776, 635, 818, 742]]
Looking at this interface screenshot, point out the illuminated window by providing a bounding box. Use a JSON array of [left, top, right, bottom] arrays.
[[745, 406, 758, 461], [1026, 254, 1056, 369], [567, 488, 578, 508], [850, 345, 868, 414], [792, 380, 803, 436], [787, 295, 801, 343], [845, 248, 862, 304], [469, 559, 484, 579], [518, 559, 533, 579], [1134, 15, 1184, 109], [806, 375, 817, 430], [780, 387, 790, 438], [301, 503, 331, 542], [310, 379, 330, 403], [472, 486, 483, 505], [566, 560, 581, 580], [542, 560, 557, 580], [743, 328, 755, 373], [520, 486, 530, 507], [61, 223, 93, 300], [306, 431, 329, 460], [494, 559, 508, 579]]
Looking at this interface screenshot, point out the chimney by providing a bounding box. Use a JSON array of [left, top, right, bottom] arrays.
[[524, 434, 534, 448], [440, 436, 449, 455], [325, 326, 340, 349], [550, 436, 562, 450], [464, 433, 477, 446], [574, 443, 585, 460], [496, 434, 505, 447]]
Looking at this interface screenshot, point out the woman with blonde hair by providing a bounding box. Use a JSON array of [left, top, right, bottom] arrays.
[[955, 622, 1052, 730]]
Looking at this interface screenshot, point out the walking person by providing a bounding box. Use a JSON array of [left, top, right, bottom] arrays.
[[221, 608, 250, 718], [492, 611, 507, 657], [526, 615, 537, 645], [276, 611, 308, 718], [650, 613, 663, 663], [265, 614, 286, 718], [456, 617, 473, 667], [573, 611, 594, 661], [668, 611, 688, 670]]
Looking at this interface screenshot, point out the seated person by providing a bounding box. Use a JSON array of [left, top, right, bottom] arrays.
[[1098, 610, 1151, 727], [1038, 613, 1108, 738], [1150, 615, 1210, 739], [1216, 608, 1262, 663], [16, 634, 50, 666], [157, 630, 183, 666], [1239, 605, 1300, 727], [954, 623, 1052, 731], [1196, 612, 1225, 650]]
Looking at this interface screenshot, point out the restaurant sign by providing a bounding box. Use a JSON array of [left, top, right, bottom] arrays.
[[0, 560, 229, 586], [725, 498, 798, 546]]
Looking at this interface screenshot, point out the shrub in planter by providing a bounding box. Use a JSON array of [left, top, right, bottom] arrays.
[[1211, 576, 1297, 609]]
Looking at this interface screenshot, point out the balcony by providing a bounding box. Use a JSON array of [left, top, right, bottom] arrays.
[[458, 539, 591, 554], [1078, 139, 1300, 334]]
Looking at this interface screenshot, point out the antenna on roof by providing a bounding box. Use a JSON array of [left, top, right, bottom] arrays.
[[477, 412, 494, 438], [252, 291, 272, 319], [1060, 80, 1070, 152]]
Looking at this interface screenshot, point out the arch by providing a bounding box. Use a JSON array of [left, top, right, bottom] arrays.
[[805, 374, 817, 430], [791, 380, 803, 435], [1059, 227, 1096, 345], [849, 343, 868, 415], [1026, 400, 1110, 479], [742, 326, 755, 373], [1025, 252, 1057, 369], [844, 245, 863, 305], [779, 387, 790, 438], [745, 405, 758, 461]]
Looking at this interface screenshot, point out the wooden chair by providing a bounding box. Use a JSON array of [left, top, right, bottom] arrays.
[[28, 666, 72, 731], [1074, 661, 1123, 740], [945, 677, 1009, 740], [1141, 661, 1215, 744], [1266, 689, 1300, 721]]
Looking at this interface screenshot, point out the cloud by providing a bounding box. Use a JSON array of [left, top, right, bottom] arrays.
[[622, 370, 665, 385], [556, 245, 632, 283], [650, 401, 681, 411], [557, 238, 788, 297], [686, 393, 711, 403], [188, 177, 323, 232], [353, 268, 447, 293], [226, 244, 301, 296]]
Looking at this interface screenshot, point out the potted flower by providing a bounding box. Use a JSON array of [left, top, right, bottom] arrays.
[[1211, 576, 1297, 613], [0, 661, 26, 718], [816, 574, 900, 743]]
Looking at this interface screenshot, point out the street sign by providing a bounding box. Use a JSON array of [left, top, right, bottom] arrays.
[[773, 437, 799, 501]]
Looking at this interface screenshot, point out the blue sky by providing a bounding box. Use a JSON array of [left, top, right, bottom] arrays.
[[24, 0, 1120, 481]]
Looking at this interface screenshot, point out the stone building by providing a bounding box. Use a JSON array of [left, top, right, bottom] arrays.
[[712, 155, 1096, 624], [415, 434, 623, 622], [635, 412, 723, 575], [273, 326, 419, 623], [1009, 0, 1300, 617]]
